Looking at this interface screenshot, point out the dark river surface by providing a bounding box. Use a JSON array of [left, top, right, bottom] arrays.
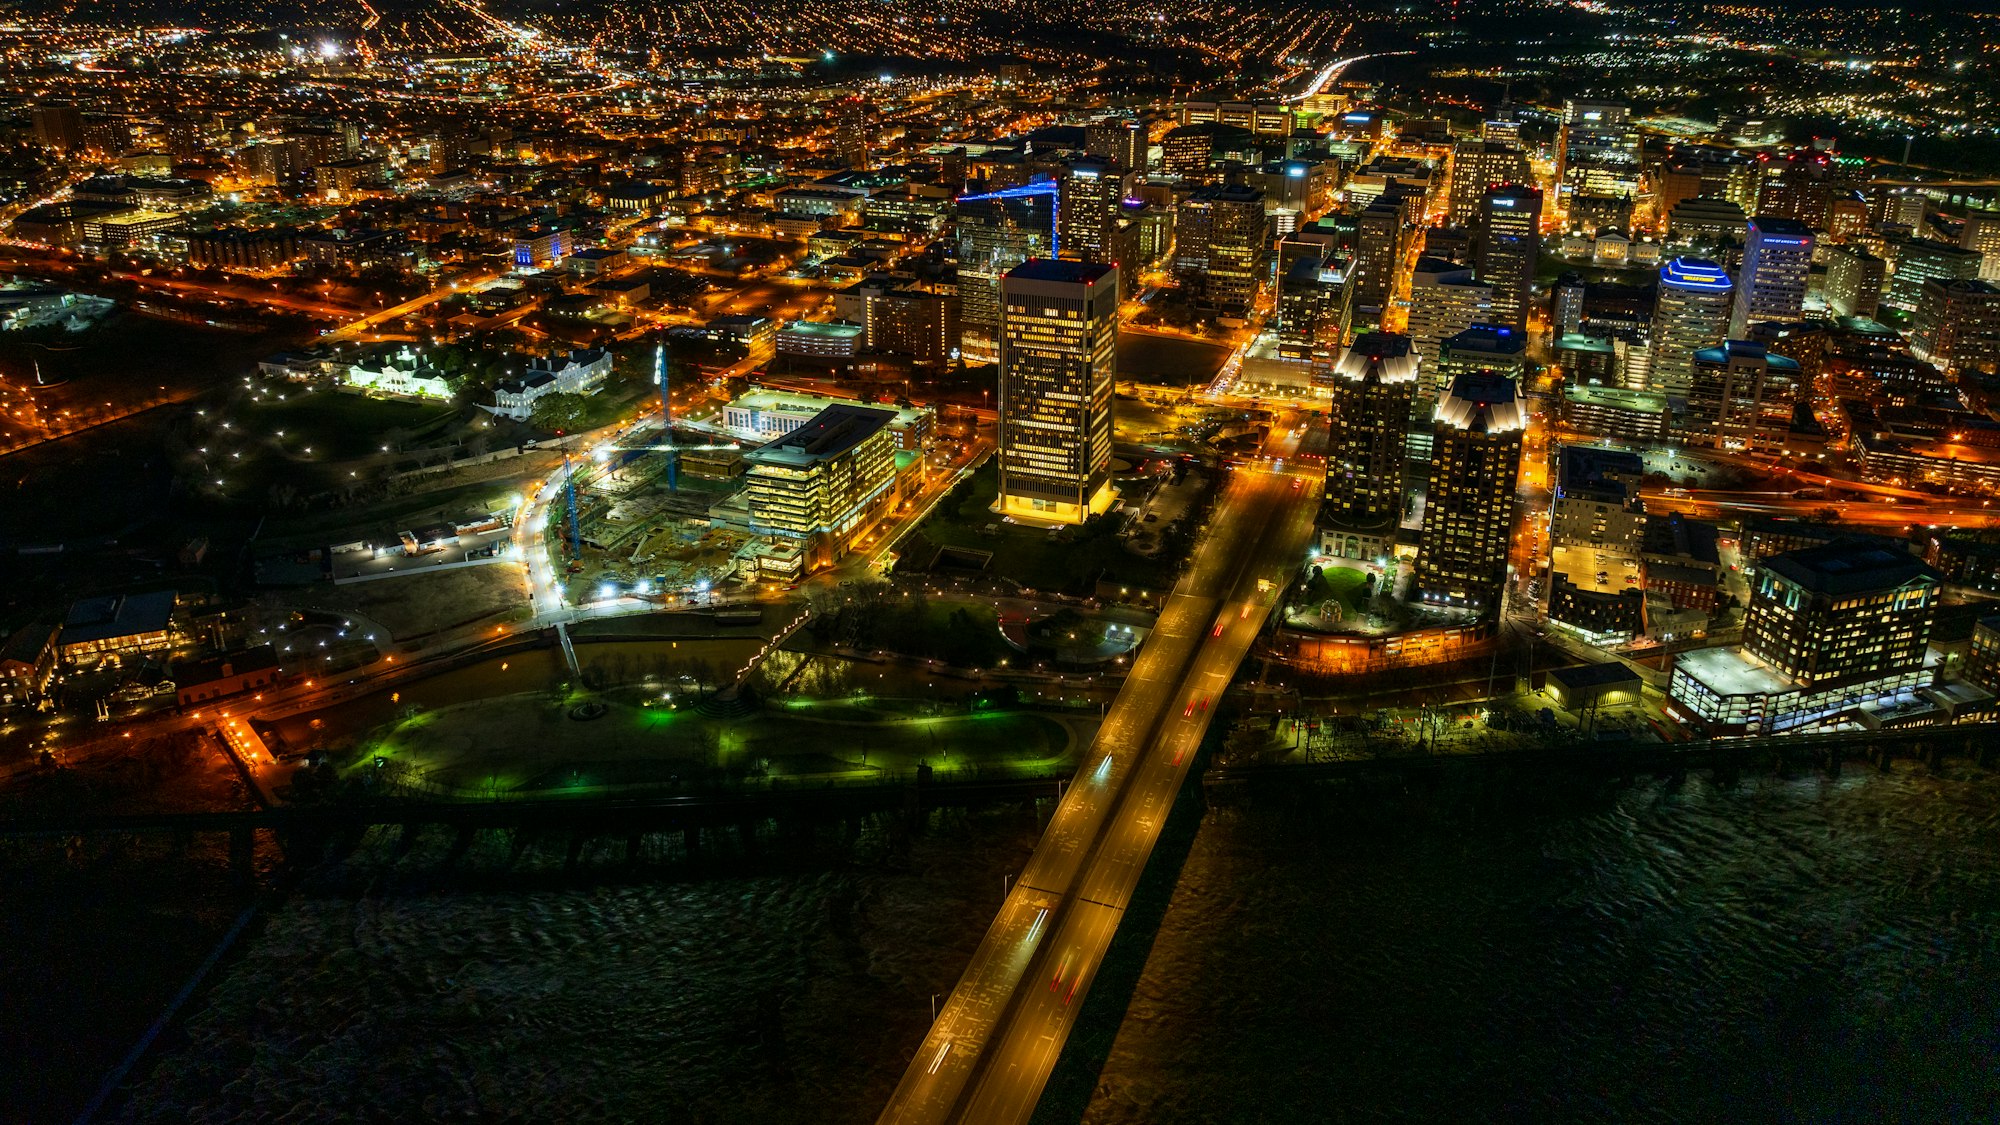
[[105, 764, 2000, 1124]]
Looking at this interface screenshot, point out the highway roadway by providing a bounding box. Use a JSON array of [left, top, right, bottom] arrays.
[[878, 466, 1319, 1125]]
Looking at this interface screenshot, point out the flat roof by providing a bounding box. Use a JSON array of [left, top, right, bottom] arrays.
[[1764, 540, 1939, 595], [1005, 258, 1114, 285], [1550, 661, 1641, 691], [61, 590, 175, 647], [1564, 383, 1669, 413], [1677, 646, 1794, 698], [777, 320, 865, 338], [745, 403, 897, 467]]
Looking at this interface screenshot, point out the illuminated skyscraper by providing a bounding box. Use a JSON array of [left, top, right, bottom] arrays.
[[1278, 256, 1349, 362], [997, 260, 1120, 524], [1824, 247, 1886, 319], [1083, 117, 1144, 171], [1059, 157, 1132, 267], [1684, 340, 1799, 454], [1175, 184, 1268, 314], [1416, 372, 1524, 608], [1447, 141, 1531, 227], [1323, 334, 1418, 549], [1472, 184, 1541, 332], [956, 181, 1058, 361], [1648, 257, 1735, 395], [1555, 99, 1640, 219], [834, 98, 871, 171], [1729, 216, 1815, 338]]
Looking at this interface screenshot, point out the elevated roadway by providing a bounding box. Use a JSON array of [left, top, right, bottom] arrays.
[[879, 466, 1319, 1125]]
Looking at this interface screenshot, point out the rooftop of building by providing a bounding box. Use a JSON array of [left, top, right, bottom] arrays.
[[173, 644, 281, 688], [1436, 371, 1524, 433], [744, 402, 898, 467], [1763, 539, 1939, 596], [1749, 215, 1815, 238], [777, 320, 865, 338], [1563, 383, 1670, 413], [1558, 446, 1645, 493], [1660, 256, 1733, 291], [1693, 340, 1803, 370], [60, 590, 175, 647], [1005, 258, 1115, 285], [1441, 324, 1527, 357], [1677, 645, 1795, 698], [1643, 514, 1721, 566], [1549, 661, 1642, 693], [730, 388, 926, 428]]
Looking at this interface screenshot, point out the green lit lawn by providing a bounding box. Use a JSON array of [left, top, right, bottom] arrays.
[[1319, 565, 1372, 612], [351, 691, 1085, 797]]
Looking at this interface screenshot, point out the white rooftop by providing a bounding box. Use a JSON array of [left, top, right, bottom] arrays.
[[1676, 646, 1794, 698]]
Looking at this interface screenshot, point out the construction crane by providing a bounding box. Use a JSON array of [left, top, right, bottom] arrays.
[[656, 340, 679, 493], [560, 433, 582, 570]]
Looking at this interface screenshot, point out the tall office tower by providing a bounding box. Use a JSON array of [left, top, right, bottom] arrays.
[[1447, 141, 1531, 227], [31, 104, 84, 152], [1058, 157, 1131, 267], [1961, 209, 2000, 282], [1648, 257, 1735, 395], [1323, 334, 1418, 546], [1471, 184, 1541, 332], [1416, 371, 1525, 608], [1347, 198, 1405, 322], [1161, 122, 1256, 179], [1433, 323, 1529, 394], [742, 404, 901, 575], [1176, 184, 1268, 313], [1278, 257, 1349, 361], [1084, 118, 1144, 172], [1910, 279, 2000, 376], [865, 287, 963, 367], [1407, 258, 1494, 361], [996, 260, 1120, 524], [1683, 341, 1799, 455], [1824, 246, 1887, 319], [1555, 100, 1640, 219], [1481, 118, 1522, 146], [1887, 238, 1983, 311], [1753, 153, 1836, 230], [955, 181, 1058, 360], [833, 98, 870, 170], [1729, 216, 1816, 337], [1744, 541, 1939, 691]]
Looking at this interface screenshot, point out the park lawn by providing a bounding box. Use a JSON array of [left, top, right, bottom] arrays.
[[1320, 564, 1373, 612], [909, 462, 1174, 596], [360, 697, 1075, 794], [238, 387, 464, 460]]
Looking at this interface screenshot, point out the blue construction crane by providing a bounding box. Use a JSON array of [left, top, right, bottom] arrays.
[[656, 340, 679, 493], [562, 443, 582, 563]]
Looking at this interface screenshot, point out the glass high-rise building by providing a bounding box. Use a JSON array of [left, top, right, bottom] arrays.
[[997, 260, 1120, 524], [1058, 157, 1131, 267], [1416, 372, 1524, 608], [1472, 184, 1541, 332], [1648, 257, 1735, 395], [956, 180, 1058, 361], [1729, 216, 1815, 338], [1323, 334, 1418, 550]]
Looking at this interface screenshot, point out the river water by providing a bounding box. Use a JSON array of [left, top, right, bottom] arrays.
[[104, 765, 2000, 1124]]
